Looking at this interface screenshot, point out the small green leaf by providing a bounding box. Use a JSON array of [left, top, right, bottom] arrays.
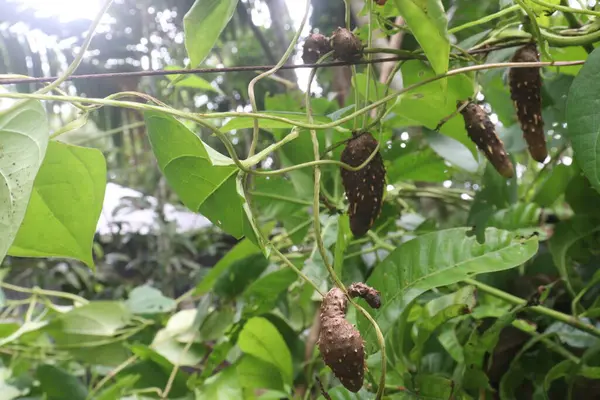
[[194, 224, 275, 296], [195, 366, 243, 400], [425, 131, 479, 173], [544, 360, 573, 395], [360, 228, 538, 349], [221, 114, 330, 133], [566, 47, 600, 193], [145, 111, 258, 243], [548, 216, 600, 295], [545, 320, 600, 348], [238, 317, 293, 385], [36, 364, 88, 400], [394, 61, 476, 156], [0, 100, 49, 265], [565, 172, 600, 216], [387, 148, 450, 183], [8, 141, 106, 267], [394, 0, 449, 76], [243, 268, 298, 316], [95, 375, 140, 400], [48, 301, 132, 336], [164, 65, 223, 93], [125, 285, 176, 314], [409, 286, 476, 364], [184, 0, 238, 67], [214, 253, 269, 300], [237, 355, 285, 391], [532, 164, 575, 207]]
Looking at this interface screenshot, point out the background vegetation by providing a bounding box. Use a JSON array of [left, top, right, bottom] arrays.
[[1, 0, 600, 399]]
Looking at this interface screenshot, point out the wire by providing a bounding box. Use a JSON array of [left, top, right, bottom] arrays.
[[0, 42, 529, 86]]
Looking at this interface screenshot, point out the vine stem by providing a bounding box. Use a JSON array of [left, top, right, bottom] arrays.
[[87, 356, 138, 399], [448, 5, 520, 34], [247, 0, 310, 158], [306, 54, 386, 400], [0, 281, 88, 305], [530, 0, 600, 18], [464, 278, 600, 339], [0, 60, 584, 135]]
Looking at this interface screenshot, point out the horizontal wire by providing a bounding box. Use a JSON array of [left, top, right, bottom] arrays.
[[0, 42, 527, 86]]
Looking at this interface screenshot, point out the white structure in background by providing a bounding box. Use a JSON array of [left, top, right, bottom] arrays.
[[96, 182, 212, 235]]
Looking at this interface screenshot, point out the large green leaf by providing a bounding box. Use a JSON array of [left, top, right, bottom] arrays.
[[184, 0, 238, 67], [393, 0, 449, 76], [145, 111, 258, 243], [566, 47, 600, 193], [0, 100, 49, 265], [360, 228, 538, 348], [548, 216, 600, 295], [8, 141, 106, 267], [238, 317, 293, 385]]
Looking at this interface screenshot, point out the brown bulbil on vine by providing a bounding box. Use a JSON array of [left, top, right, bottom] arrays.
[[318, 283, 381, 393], [331, 27, 363, 62], [340, 132, 386, 237], [509, 43, 548, 163], [302, 33, 332, 64], [458, 100, 515, 179], [375, 0, 387, 5]]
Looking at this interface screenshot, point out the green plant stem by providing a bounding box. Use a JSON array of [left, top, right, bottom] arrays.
[[449, 5, 521, 34], [515, 0, 551, 59], [541, 25, 600, 46], [363, 0, 374, 130], [248, 191, 313, 206], [74, 121, 146, 144], [0, 281, 88, 305], [241, 129, 300, 168], [464, 278, 600, 339], [530, 0, 600, 18], [87, 356, 138, 400], [247, 0, 310, 158]]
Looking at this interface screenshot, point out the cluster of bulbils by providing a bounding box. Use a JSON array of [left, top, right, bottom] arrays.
[[460, 43, 546, 178]]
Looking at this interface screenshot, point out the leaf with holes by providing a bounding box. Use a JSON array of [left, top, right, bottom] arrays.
[[359, 228, 538, 350], [0, 100, 49, 265], [8, 141, 106, 267], [145, 111, 260, 246], [184, 0, 238, 67]]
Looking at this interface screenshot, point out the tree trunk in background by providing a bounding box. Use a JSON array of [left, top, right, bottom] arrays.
[[264, 0, 298, 85]]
